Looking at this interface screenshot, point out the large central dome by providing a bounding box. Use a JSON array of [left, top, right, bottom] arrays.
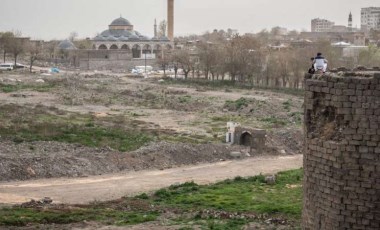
[[110, 17, 132, 26]]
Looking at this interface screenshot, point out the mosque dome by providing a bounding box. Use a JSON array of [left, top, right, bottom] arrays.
[[93, 16, 174, 43], [57, 40, 77, 50], [110, 17, 132, 26]]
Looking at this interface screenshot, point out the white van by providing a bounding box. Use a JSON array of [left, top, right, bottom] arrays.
[[0, 63, 14, 71]]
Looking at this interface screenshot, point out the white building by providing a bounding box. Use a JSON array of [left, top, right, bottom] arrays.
[[92, 17, 173, 59], [361, 7, 380, 31], [311, 18, 335, 32]]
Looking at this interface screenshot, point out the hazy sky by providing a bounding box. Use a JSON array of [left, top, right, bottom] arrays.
[[0, 0, 378, 40]]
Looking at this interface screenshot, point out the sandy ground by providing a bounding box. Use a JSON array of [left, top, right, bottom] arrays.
[[0, 155, 302, 205]]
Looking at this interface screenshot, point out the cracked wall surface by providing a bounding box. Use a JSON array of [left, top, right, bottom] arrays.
[[303, 72, 380, 230]]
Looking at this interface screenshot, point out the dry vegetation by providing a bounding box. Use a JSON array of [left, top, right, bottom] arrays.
[[0, 70, 304, 229]]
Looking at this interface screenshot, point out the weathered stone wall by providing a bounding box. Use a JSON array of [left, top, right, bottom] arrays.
[[303, 72, 380, 229]]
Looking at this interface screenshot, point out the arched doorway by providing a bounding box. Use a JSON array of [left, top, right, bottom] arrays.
[[121, 44, 130, 51], [240, 132, 252, 147], [98, 44, 107, 50], [110, 44, 118, 50], [142, 44, 152, 54], [154, 45, 162, 58], [132, 44, 141, 58]]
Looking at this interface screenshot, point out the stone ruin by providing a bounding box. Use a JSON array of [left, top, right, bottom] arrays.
[[225, 122, 266, 153], [303, 70, 380, 229]]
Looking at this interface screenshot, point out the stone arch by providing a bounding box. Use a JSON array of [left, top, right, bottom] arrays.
[[240, 132, 252, 147], [110, 44, 119, 50], [98, 44, 107, 50], [132, 44, 141, 58], [121, 44, 130, 51], [142, 44, 152, 54], [165, 44, 173, 50]]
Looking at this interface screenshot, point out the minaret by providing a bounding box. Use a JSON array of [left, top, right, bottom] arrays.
[[167, 0, 174, 40], [348, 12, 353, 32], [154, 19, 157, 38]]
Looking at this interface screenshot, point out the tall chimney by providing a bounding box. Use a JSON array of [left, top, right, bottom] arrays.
[[167, 0, 174, 40]]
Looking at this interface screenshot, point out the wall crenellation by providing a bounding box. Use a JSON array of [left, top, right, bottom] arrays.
[[303, 71, 380, 230]]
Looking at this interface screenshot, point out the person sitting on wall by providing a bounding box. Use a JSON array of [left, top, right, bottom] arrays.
[[313, 52, 328, 73], [308, 57, 315, 74]]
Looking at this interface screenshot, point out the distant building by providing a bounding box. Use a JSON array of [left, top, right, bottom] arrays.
[[300, 32, 366, 46], [92, 17, 172, 59], [332, 25, 349, 33], [361, 7, 380, 31], [311, 18, 335, 32], [57, 40, 77, 50]]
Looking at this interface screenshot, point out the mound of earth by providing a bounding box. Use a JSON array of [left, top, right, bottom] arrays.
[[0, 140, 277, 182]]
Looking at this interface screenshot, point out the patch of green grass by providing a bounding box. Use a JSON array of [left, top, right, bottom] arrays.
[[178, 95, 192, 103], [224, 97, 250, 111], [289, 112, 303, 126], [259, 116, 288, 128], [153, 169, 303, 218], [283, 99, 292, 111], [0, 83, 56, 93], [0, 105, 153, 152], [3, 124, 152, 152], [161, 78, 304, 97], [0, 207, 158, 226], [0, 169, 303, 228]]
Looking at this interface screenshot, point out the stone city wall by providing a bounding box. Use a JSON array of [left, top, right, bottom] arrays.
[[303, 71, 380, 229]]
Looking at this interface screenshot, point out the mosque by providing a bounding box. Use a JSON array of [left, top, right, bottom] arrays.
[[56, 0, 175, 70], [92, 17, 173, 59]]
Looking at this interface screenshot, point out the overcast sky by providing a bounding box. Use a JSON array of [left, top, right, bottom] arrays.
[[0, 0, 378, 40]]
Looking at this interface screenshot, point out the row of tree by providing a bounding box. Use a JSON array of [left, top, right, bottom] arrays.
[[160, 31, 380, 89], [0, 31, 44, 72]]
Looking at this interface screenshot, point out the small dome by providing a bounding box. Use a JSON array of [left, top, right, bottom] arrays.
[[108, 36, 118, 41], [119, 36, 129, 41], [57, 40, 77, 50], [129, 34, 139, 40], [110, 17, 132, 26]]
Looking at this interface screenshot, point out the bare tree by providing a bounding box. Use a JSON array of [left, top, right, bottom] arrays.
[[171, 49, 196, 79], [156, 49, 171, 76], [358, 45, 380, 67], [27, 40, 43, 72], [8, 31, 27, 66], [0, 32, 14, 63]]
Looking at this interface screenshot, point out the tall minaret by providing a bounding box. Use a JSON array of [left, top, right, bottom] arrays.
[[167, 0, 174, 40], [154, 19, 157, 38], [348, 12, 353, 32]]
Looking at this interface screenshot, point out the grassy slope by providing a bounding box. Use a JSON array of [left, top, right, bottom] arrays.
[[0, 169, 303, 229]]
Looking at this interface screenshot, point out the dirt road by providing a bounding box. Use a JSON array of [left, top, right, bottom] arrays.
[[0, 155, 302, 205]]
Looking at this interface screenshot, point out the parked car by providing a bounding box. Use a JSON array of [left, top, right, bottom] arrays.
[[0, 63, 14, 71]]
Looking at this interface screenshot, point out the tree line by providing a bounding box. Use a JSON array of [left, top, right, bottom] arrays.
[[159, 29, 380, 89]]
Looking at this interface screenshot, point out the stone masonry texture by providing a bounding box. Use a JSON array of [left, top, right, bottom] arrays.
[[303, 71, 380, 230]]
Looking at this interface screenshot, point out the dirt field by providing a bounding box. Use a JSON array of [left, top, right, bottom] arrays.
[[0, 71, 304, 203]]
